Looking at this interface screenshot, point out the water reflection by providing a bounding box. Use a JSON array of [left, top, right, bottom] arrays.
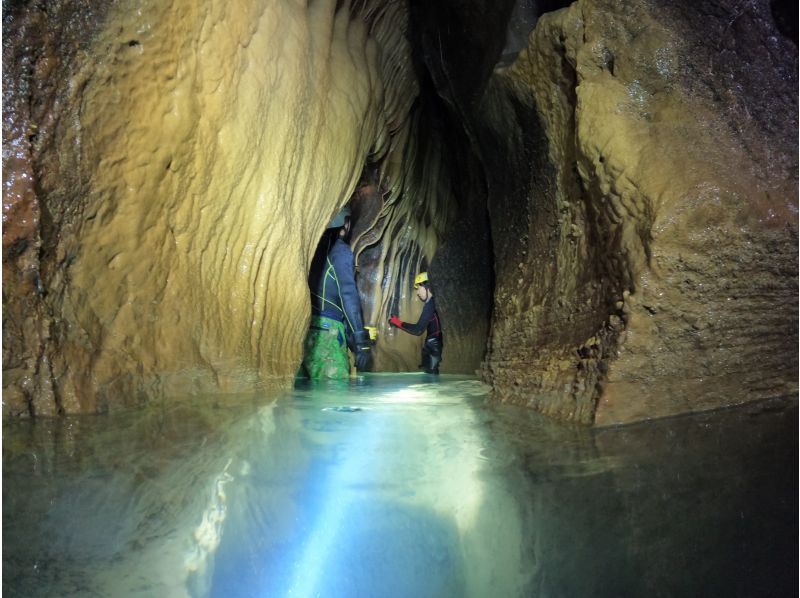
[[3, 375, 797, 597]]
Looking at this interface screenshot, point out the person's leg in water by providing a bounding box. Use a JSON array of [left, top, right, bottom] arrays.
[[421, 337, 442, 375], [302, 316, 350, 379]]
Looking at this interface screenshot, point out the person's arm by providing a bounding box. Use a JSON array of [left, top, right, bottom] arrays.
[[329, 242, 365, 338], [390, 300, 435, 336]]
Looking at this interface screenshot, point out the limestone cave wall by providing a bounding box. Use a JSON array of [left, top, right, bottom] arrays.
[[3, 0, 797, 424], [3, 0, 492, 416], [475, 0, 798, 423]]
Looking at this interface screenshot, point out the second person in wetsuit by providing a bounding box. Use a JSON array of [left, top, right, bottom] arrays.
[[388, 272, 443, 374]]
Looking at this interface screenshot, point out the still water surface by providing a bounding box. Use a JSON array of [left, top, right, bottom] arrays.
[[3, 374, 797, 597]]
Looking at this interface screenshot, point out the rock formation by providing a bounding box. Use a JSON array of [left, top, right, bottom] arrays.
[[2, 0, 477, 416], [3, 0, 797, 423], [475, 0, 798, 424]]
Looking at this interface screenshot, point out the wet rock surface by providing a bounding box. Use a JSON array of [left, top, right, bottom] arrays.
[[2, 0, 796, 422], [477, 0, 797, 423], [2, 0, 491, 415]]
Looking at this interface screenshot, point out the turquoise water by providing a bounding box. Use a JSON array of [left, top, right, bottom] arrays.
[[3, 374, 797, 597]]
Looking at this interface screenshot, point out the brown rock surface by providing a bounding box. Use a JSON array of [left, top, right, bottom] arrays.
[[479, 0, 798, 423], [3, 0, 795, 423], [3, 0, 486, 415]]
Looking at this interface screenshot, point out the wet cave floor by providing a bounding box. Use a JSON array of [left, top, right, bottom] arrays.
[[3, 374, 797, 597]]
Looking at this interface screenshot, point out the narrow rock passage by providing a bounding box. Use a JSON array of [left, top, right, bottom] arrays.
[[3, 0, 795, 424]]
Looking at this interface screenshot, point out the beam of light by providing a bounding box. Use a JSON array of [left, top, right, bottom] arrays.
[[276, 407, 389, 598], [264, 382, 485, 597]]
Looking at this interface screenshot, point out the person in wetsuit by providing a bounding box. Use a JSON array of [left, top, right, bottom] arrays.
[[302, 206, 371, 379], [388, 272, 443, 374]]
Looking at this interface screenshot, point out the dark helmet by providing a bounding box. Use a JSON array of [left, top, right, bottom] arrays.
[[327, 206, 352, 229]]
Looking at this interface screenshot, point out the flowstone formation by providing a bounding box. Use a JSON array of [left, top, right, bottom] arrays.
[[3, 0, 796, 425], [476, 0, 798, 423], [3, 0, 490, 416]]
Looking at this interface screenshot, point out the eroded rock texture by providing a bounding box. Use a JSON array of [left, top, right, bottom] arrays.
[[3, 0, 492, 416], [3, 0, 796, 424], [478, 0, 798, 423]]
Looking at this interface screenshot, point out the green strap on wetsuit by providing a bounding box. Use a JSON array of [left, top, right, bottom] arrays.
[[311, 257, 357, 335], [305, 236, 367, 379]]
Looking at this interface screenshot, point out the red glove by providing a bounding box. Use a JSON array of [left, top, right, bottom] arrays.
[[389, 315, 403, 328]]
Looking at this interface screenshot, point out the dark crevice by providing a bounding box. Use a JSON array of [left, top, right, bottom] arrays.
[[770, 0, 798, 44]]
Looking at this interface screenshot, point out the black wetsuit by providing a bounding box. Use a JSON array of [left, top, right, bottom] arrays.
[[308, 236, 366, 346], [305, 235, 371, 375], [396, 297, 443, 374]]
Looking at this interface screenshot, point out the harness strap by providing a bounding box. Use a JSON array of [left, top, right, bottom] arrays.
[[311, 292, 344, 313]]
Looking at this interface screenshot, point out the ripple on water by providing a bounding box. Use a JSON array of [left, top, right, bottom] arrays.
[[3, 377, 796, 597]]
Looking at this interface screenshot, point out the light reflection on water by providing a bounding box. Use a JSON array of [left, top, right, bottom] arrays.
[[3, 374, 797, 597]]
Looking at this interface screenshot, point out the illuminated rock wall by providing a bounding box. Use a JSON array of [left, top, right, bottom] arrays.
[[4, 0, 795, 423], [479, 0, 798, 423], [3, 0, 475, 415]]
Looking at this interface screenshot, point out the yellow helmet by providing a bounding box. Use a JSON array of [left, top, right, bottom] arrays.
[[413, 272, 429, 288]]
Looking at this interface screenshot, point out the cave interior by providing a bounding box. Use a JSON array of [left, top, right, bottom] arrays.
[[1, 0, 797, 425]]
